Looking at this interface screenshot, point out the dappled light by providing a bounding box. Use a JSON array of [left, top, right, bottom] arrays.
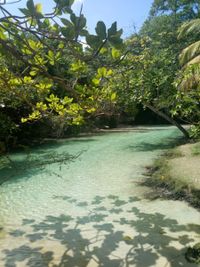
[[1, 194, 199, 267]]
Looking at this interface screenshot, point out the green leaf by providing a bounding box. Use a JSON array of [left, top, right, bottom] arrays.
[[48, 50, 54, 59], [108, 22, 117, 38], [70, 13, 86, 29], [86, 107, 96, 113], [0, 29, 6, 40], [111, 48, 121, 59], [35, 3, 42, 13], [61, 18, 73, 27], [116, 29, 123, 38], [109, 36, 123, 48], [70, 60, 87, 72], [79, 15, 87, 29], [54, 0, 74, 13], [62, 96, 73, 105], [63, 7, 73, 14], [108, 24, 123, 48], [100, 47, 107, 54], [47, 50, 55, 65], [79, 29, 89, 36], [92, 78, 100, 86], [61, 27, 75, 39], [107, 69, 113, 76], [98, 67, 107, 77], [58, 42, 64, 49], [27, 0, 35, 12], [30, 70, 37, 76], [111, 92, 117, 101], [70, 13, 78, 25], [86, 35, 102, 49], [19, 8, 31, 16], [42, 18, 51, 28], [95, 21, 107, 40]]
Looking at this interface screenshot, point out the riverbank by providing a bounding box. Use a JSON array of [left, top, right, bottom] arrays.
[[144, 141, 200, 209]]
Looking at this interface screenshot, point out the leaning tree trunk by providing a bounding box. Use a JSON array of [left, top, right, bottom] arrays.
[[145, 103, 190, 139]]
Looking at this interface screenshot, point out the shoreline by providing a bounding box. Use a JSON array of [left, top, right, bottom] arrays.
[[143, 141, 200, 211]]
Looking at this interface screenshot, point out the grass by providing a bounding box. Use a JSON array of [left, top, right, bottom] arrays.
[[144, 142, 200, 209], [192, 143, 200, 156]]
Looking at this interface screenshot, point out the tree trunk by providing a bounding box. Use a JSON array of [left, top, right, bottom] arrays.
[[145, 103, 190, 139]]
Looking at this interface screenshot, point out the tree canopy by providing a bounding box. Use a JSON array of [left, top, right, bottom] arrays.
[[0, 0, 200, 152], [0, 0, 124, 147]]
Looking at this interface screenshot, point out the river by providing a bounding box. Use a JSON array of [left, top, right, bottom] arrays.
[[0, 126, 199, 267]]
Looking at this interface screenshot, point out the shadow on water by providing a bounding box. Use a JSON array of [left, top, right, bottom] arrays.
[[1, 195, 199, 267], [0, 150, 84, 185], [0, 128, 198, 266], [7, 126, 174, 156], [0, 133, 104, 185], [0, 128, 181, 185], [126, 137, 185, 152]]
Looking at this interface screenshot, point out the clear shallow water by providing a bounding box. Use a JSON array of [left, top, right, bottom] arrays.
[[0, 126, 199, 267]]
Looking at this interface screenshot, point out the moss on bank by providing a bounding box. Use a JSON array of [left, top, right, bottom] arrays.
[[185, 243, 200, 264], [144, 141, 200, 209]]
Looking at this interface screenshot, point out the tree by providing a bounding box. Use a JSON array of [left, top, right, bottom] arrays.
[[105, 36, 190, 138], [150, 0, 200, 20], [0, 0, 123, 147], [123, 0, 200, 138], [178, 18, 200, 66], [172, 18, 200, 138]]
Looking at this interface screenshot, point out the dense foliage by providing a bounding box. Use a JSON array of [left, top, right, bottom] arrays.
[[175, 18, 200, 137], [0, 0, 200, 152], [0, 0, 123, 150], [113, 0, 200, 138]]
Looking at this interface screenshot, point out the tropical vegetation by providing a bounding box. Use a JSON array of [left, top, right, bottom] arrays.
[[0, 0, 199, 153]]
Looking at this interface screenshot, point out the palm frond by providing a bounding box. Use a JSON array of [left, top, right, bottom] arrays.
[[186, 55, 200, 66], [179, 41, 200, 66], [178, 64, 200, 91], [178, 19, 200, 39]]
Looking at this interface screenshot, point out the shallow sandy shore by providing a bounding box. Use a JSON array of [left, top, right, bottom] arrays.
[[169, 142, 200, 190]]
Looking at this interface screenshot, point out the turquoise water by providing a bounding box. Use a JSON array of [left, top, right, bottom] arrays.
[[0, 127, 199, 267]]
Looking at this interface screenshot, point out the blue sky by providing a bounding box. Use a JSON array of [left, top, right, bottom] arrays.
[[5, 0, 153, 37]]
